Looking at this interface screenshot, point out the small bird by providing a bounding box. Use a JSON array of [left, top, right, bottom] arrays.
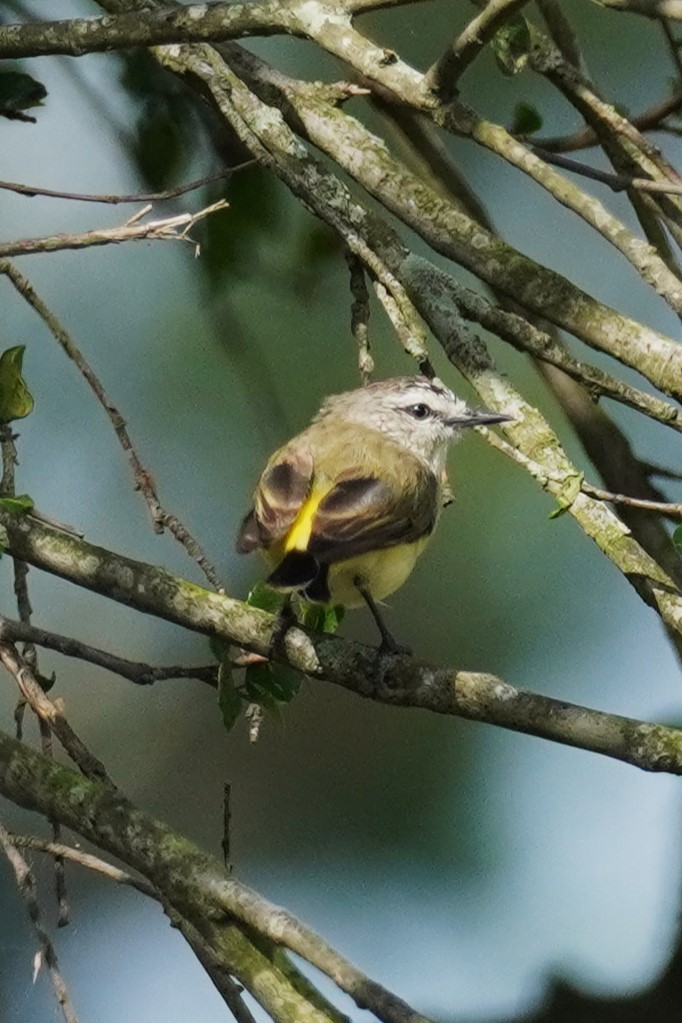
[[236, 376, 510, 650]]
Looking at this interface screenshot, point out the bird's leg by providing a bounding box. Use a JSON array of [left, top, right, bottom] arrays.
[[268, 594, 298, 658], [354, 578, 411, 657]]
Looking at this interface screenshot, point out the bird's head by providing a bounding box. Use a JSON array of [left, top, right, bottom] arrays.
[[316, 376, 511, 473]]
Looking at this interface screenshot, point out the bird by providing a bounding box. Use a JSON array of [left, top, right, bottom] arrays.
[[236, 376, 511, 651]]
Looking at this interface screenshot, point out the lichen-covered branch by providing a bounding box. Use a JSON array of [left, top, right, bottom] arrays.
[[0, 616, 217, 686], [0, 729, 429, 1023], [0, 820, 79, 1023], [425, 0, 531, 97], [7, 0, 682, 396], [2, 511, 682, 773]]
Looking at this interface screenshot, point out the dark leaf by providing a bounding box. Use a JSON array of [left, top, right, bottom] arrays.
[[491, 16, 531, 76], [0, 347, 34, 424], [510, 102, 543, 136], [300, 601, 345, 634], [247, 581, 286, 615], [243, 661, 301, 708], [673, 525, 682, 553]]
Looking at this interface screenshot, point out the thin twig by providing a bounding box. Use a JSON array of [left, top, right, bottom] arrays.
[[8, 833, 157, 898], [222, 782, 232, 871], [0, 821, 79, 1023], [661, 17, 682, 79], [345, 252, 374, 383], [582, 483, 682, 518], [595, 0, 682, 23], [536, 0, 585, 69], [0, 428, 69, 923], [0, 200, 227, 259], [164, 906, 260, 1023], [0, 261, 223, 590], [0, 615, 218, 686], [425, 0, 531, 98], [642, 461, 682, 482], [0, 162, 254, 205], [0, 640, 113, 785], [531, 145, 682, 193], [535, 89, 682, 152], [12, 827, 255, 1023]]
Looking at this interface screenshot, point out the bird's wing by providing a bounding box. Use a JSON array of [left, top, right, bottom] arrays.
[[236, 446, 314, 553], [307, 465, 438, 563]]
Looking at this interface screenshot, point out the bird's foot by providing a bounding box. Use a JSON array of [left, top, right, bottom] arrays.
[[377, 633, 412, 658]]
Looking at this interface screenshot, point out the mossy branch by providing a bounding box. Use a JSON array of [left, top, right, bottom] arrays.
[[2, 510, 682, 774]]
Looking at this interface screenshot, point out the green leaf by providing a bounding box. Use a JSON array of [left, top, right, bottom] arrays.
[[0, 494, 33, 516], [673, 525, 682, 553], [217, 658, 242, 732], [0, 347, 34, 423], [0, 71, 47, 123], [549, 472, 584, 519], [300, 602, 345, 634], [243, 661, 301, 709], [491, 16, 531, 76], [247, 581, 286, 614], [510, 102, 543, 136]]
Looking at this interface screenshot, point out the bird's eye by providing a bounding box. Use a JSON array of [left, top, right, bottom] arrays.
[[407, 403, 431, 420]]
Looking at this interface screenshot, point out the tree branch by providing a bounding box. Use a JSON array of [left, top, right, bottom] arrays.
[[1, 511, 682, 772], [0, 616, 217, 686], [425, 0, 531, 98], [0, 200, 227, 259], [0, 731, 429, 1023], [0, 820, 79, 1023], [0, 161, 254, 204], [1, 260, 224, 590]]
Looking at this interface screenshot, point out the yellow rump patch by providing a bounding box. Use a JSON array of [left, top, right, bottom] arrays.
[[284, 481, 333, 553]]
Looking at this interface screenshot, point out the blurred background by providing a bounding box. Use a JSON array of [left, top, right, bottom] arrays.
[[1, 1, 682, 1019]]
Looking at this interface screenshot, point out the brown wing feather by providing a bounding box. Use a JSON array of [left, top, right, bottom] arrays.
[[308, 467, 438, 563], [236, 447, 313, 554]]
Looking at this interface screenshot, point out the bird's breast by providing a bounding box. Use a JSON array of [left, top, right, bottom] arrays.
[[325, 539, 431, 607]]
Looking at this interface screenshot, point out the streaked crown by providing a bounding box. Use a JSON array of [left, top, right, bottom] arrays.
[[315, 376, 509, 474]]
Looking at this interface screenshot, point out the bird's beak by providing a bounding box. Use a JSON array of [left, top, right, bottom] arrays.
[[448, 409, 514, 428]]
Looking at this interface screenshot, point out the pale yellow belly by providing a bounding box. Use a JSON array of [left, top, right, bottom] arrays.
[[325, 538, 430, 607]]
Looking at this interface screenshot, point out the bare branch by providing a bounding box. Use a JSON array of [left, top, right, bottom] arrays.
[[581, 483, 682, 518], [0, 640, 113, 785], [0, 200, 227, 259], [8, 833, 157, 898], [0, 616, 218, 686], [425, 0, 531, 97], [0, 261, 223, 590], [2, 511, 682, 773], [531, 145, 682, 193], [0, 0, 434, 60], [536, 90, 682, 152], [0, 161, 254, 204], [594, 0, 682, 21], [0, 821, 79, 1023], [345, 252, 374, 384]]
